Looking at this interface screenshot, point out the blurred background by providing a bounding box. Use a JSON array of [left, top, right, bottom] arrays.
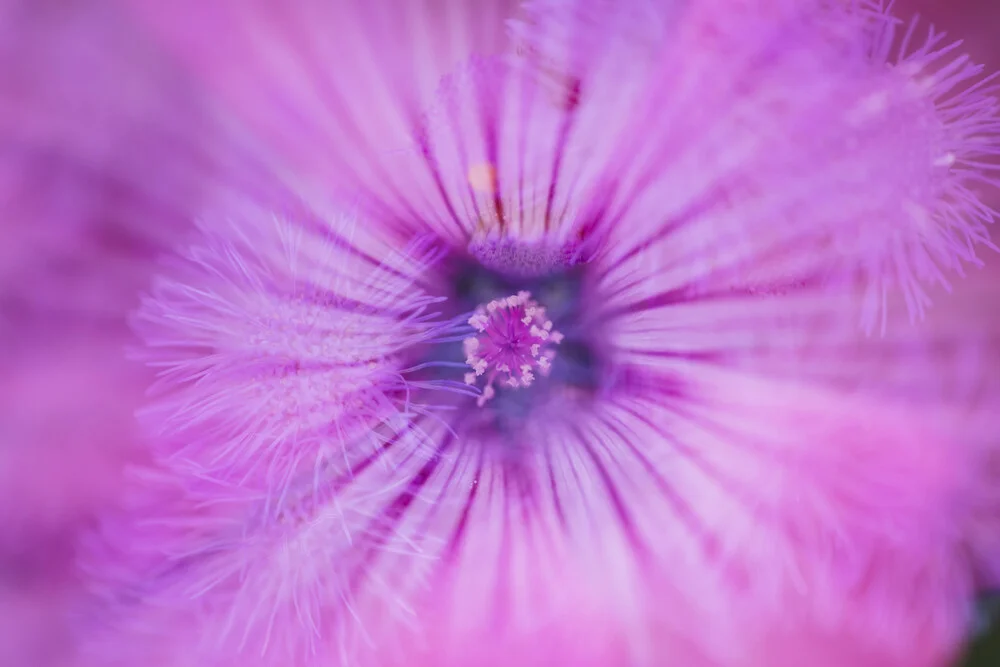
[[867, 3, 1000, 665], [0, 1, 996, 665]]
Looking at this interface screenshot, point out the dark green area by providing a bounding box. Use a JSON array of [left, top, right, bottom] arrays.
[[959, 596, 1000, 667]]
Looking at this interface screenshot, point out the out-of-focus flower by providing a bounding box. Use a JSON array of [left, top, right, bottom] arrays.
[[0, 1, 224, 665], [61, 1, 1000, 666], [0, 0, 220, 321]]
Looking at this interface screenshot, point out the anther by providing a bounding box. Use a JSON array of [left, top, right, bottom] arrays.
[[463, 291, 563, 406]]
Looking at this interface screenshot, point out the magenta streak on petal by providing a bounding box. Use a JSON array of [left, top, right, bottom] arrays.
[[348, 432, 457, 586]]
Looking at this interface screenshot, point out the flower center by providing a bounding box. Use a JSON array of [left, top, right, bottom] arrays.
[[463, 291, 563, 406], [468, 236, 585, 277]]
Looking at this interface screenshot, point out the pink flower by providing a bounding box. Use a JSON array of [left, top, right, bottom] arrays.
[[76, 1, 1000, 666], [0, 1, 223, 665]]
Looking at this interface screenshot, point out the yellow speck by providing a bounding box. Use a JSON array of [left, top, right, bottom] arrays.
[[468, 162, 497, 194]]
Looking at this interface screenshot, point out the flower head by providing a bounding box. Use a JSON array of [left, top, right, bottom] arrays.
[[78, 2, 1000, 666]]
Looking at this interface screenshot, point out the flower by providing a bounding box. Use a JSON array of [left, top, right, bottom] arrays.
[[78, 1, 1000, 666], [0, 1, 225, 665]]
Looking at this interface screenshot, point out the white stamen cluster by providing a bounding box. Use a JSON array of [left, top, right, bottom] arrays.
[[463, 291, 563, 406]]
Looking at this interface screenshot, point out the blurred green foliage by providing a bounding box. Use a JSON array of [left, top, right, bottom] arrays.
[[959, 597, 1000, 667]]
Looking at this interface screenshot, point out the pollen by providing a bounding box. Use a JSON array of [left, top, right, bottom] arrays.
[[467, 162, 498, 194], [463, 291, 563, 407]]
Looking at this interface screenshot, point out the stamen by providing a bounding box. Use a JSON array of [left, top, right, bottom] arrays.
[[463, 291, 563, 406]]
